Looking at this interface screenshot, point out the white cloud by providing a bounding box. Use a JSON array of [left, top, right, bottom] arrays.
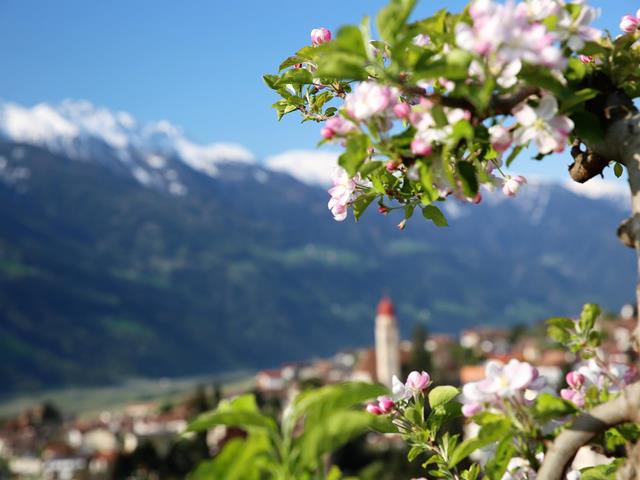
[[563, 177, 629, 201], [264, 149, 340, 186]]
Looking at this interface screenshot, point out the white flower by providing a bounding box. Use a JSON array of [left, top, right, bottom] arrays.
[[327, 167, 356, 221], [557, 5, 601, 51], [392, 375, 410, 400], [512, 95, 574, 154]]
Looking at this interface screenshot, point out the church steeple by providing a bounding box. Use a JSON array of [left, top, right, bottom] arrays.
[[375, 296, 400, 388]]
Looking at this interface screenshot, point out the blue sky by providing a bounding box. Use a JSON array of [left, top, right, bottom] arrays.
[[0, 0, 635, 179]]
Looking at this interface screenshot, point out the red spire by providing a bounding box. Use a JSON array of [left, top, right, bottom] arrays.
[[377, 296, 395, 316]]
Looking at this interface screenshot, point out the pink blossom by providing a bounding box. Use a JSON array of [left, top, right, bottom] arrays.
[[579, 54, 593, 64], [386, 161, 398, 172], [462, 402, 482, 417], [324, 115, 357, 138], [502, 175, 526, 197], [512, 95, 574, 154], [620, 15, 640, 33], [405, 370, 431, 393], [344, 82, 397, 121], [377, 396, 395, 414], [413, 34, 430, 46], [561, 388, 585, 408], [311, 27, 332, 46], [393, 102, 411, 119], [327, 167, 356, 221], [411, 138, 433, 156], [557, 5, 601, 50], [489, 125, 512, 153], [320, 127, 335, 140], [566, 371, 585, 390], [366, 403, 383, 415]]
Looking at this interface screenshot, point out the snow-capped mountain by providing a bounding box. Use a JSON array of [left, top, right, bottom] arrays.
[[0, 99, 255, 195]]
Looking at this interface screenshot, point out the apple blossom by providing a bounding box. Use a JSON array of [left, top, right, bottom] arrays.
[[320, 127, 335, 140], [566, 371, 585, 390], [366, 403, 383, 415], [502, 175, 527, 197], [512, 95, 574, 154], [322, 115, 357, 139], [327, 167, 356, 221], [392, 374, 410, 400], [411, 138, 433, 156], [310, 27, 332, 46], [578, 54, 593, 64], [556, 5, 601, 51], [462, 402, 482, 417], [405, 370, 431, 393], [620, 15, 640, 33], [561, 388, 585, 408], [393, 102, 411, 119], [489, 124, 512, 153], [413, 34, 430, 46], [344, 82, 397, 121], [377, 396, 395, 413]]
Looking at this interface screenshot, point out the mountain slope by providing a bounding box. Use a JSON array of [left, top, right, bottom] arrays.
[[0, 100, 634, 394]]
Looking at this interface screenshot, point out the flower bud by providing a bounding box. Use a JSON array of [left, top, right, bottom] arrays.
[[293, 63, 303, 69], [620, 15, 640, 33], [386, 160, 398, 172], [566, 371, 585, 390], [397, 219, 407, 231], [502, 175, 526, 197], [489, 125, 512, 153], [578, 55, 593, 64], [411, 138, 432, 156], [321, 127, 335, 140], [311, 27, 332, 46], [560, 388, 585, 408], [393, 102, 411, 119], [405, 370, 430, 392], [366, 403, 383, 415], [378, 205, 389, 215], [377, 396, 395, 414], [462, 402, 482, 418], [471, 192, 482, 204]]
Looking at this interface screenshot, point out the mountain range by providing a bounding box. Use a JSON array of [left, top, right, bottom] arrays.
[[0, 99, 635, 394]]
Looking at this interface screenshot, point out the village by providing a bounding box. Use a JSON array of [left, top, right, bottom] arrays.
[[0, 298, 636, 479]]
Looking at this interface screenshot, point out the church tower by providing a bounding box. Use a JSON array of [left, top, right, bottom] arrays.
[[375, 296, 401, 388]]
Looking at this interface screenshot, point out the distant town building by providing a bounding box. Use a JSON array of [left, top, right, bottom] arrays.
[[375, 297, 401, 388]]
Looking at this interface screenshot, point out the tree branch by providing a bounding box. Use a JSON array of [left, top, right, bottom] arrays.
[[489, 86, 539, 115], [537, 382, 640, 480], [568, 139, 610, 184]]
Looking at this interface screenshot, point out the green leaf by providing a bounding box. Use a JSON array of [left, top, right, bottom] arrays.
[[450, 419, 511, 467], [414, 49, 472, 81], [580, 459, 624, 480], [334, 25, 368, 58], [317, 52, 368, 80], [408, 445, 424, 462], [566, 57, 587, 82], [484, 436, 515, 480], [614, 162, 624, 178], [546, 317, 575, 330], [561, 88, 598, 113], [533, 393, 578, 423], [263, 74, 280, 90], [275, 68, 313, 86], [353, 193, 376, 221], [457, 161, 478, 197], [548, 325, 571, 343], [187, 409, 277, 433], [505, 145, 524, 167], [338, 135, 370, 176], [422, 205, 448, 227], [298, 410, 382, 470], [579, 303, 600, 333], [377, 0, 417, 44], [428, 386, 460, 408], [359, 160, 384, 177], [571, 111, 605, 144]]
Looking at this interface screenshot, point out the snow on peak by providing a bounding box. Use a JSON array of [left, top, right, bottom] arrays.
[[0, 99, 255, 185], [563, 177, 629, 206]]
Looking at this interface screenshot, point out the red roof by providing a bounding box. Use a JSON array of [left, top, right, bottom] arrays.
[[377, 296, 394, 315]]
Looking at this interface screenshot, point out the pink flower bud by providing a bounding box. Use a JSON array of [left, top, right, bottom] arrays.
[[377, 396, 395, 414], [311, 27, 332, 46], [405, 370, 430, 393], [462, 402, 482, 417], [378, 205, 389, 215], [386, 161, 397, 172], [393, 102, 411, 119], [566, 371, 585, 390], [471, 192, 482, 204], [321, 127, 335, 140], [489, 125, 512, 153], [411, 138, 432, 156], [366, 403, 383, 415], [579, 55, 593, 64], [502, 175, 526, 197], [561, 388, 585, 408], [293, 63, 303, 69], [620, 15, 640, 33]]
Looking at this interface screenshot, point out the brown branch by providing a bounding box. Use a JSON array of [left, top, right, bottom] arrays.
[[568, 139, 610, 184], [537, 382, 640, 480], [489, 86, 540, 115]]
